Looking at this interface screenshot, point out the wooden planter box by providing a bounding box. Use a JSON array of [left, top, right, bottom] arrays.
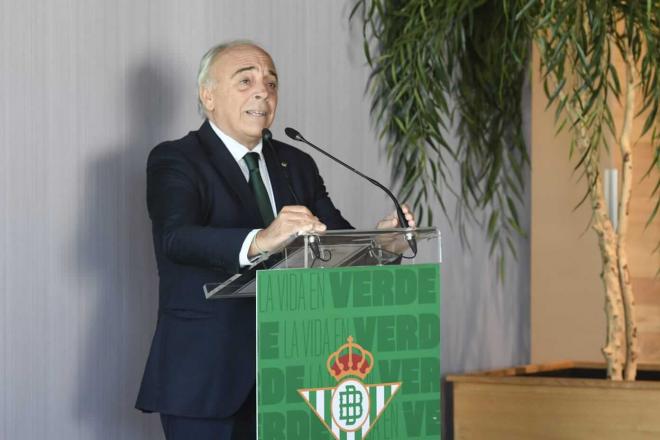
[[446, 361, 660, 439]]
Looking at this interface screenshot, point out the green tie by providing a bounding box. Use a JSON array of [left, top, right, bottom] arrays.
[[243, 152, 275, 226]]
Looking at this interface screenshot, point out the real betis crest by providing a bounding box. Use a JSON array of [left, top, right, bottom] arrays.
[[298, 336, 401, 440]]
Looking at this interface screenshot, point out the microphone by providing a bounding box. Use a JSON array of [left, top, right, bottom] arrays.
[[284, 127, 417, 256], [262, 128, 300, 204]]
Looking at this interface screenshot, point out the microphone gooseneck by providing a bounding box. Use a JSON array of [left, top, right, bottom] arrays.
[[262, 128, 300, 205], [284, 127, 417, 256], [262, 128, 273, 143]]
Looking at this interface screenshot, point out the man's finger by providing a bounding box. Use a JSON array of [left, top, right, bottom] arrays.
[[280, 205, 314, 215], [297, 220, 327, 233], [279, 213, 320, 226]]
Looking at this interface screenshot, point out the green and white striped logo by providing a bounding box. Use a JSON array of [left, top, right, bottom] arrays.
[[298, 380, 401, 440]]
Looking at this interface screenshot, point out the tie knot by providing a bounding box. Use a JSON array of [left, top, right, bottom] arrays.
[[244, 152, 260, 172]]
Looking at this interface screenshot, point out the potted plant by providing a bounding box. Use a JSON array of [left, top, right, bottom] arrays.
[[352, 0, 659, 437]]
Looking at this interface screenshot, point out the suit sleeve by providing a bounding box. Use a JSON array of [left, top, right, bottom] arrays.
[[307, 158, 353, 230], [146, 145, 250, 272]]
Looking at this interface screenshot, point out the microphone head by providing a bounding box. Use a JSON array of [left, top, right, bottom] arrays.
[[261, 128, 272, 142], [284, 127, 304, 141]]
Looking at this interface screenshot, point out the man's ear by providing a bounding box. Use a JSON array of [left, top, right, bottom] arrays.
[[199, 85, 214, 112]]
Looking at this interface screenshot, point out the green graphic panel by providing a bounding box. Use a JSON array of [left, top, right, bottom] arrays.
[[257, 264, 441, 440]]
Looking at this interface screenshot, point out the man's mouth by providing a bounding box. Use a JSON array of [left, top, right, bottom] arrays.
[[245, 110, 267, 117]]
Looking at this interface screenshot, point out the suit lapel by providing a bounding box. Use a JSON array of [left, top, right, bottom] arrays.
[[196, 120, 263, 223], [263, 142, 296, 212]]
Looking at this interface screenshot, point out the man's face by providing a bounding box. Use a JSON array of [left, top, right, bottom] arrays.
[[201, 45, 278, 149]]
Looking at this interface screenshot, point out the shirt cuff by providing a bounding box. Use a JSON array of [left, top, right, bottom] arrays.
[[239, 229, 262, 267]]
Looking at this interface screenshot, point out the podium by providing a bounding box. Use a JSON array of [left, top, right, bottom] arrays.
[[206, 228, 442, 440]]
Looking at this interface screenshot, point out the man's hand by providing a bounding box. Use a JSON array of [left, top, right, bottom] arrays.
[[376, 204, 416, 229], [249, 206, 326, 257]]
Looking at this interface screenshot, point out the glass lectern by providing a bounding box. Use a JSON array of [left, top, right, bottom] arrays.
[[203, 227, 441, 299]]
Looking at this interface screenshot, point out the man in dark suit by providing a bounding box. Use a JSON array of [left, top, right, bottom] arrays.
[[135, 41, 414, 439]]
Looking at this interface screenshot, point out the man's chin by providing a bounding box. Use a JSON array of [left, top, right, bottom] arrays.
[[237, 128, 269, 148], [243, 123, 271, 139]]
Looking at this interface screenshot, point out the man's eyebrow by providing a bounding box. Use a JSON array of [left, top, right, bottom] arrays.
[[230, 66, 278, 79], [231, 66, 255, 78]]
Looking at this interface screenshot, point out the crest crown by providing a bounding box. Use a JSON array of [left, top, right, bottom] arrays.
[[326, 336, 374, 381]]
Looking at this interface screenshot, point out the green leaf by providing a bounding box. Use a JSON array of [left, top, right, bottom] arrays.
[[487, 210, 499, 238]]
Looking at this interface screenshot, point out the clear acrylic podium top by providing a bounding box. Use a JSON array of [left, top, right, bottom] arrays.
[[203, 227, 441, 299]]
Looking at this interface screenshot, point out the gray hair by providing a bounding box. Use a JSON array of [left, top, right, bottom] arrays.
[[196, 39, 265, 116]]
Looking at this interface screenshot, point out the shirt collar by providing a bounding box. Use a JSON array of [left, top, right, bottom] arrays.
[[208, 119, 263, 162]]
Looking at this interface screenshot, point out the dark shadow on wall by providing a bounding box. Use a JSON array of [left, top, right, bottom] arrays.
[[75, 58, 184, 440]]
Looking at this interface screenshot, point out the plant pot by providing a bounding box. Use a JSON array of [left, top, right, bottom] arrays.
[[446, 361, 660, 439]]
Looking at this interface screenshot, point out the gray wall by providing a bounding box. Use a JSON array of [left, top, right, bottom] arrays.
[[0, 1, 529, 438]]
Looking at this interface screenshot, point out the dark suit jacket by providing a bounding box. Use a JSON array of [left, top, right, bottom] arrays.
[[135, 120, 351, 418]]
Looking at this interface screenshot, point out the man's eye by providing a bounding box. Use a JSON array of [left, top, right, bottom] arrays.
[[239, 78, 250, 85], [268, 82, 278, 89]]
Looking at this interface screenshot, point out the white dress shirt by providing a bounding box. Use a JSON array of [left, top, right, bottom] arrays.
[[208, 121, 277, 267]]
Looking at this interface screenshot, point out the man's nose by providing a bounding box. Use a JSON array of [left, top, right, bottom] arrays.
[[254, 91, 269, 101], [254, 80, 270, 100]]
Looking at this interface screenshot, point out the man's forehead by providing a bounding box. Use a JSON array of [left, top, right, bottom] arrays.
[[214, 45, 277, 76]]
